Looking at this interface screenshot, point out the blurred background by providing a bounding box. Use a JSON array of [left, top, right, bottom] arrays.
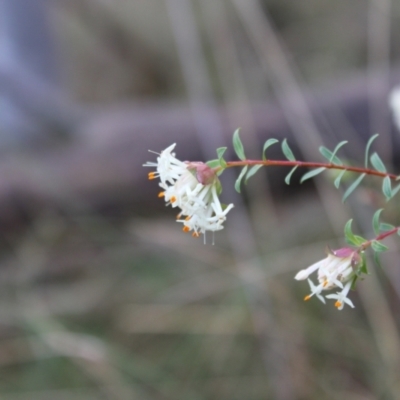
[[0, 0, 400, 399]]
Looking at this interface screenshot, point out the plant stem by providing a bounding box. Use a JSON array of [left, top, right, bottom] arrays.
[[359, 227, 400, 252], [226, 160, 398, 180]]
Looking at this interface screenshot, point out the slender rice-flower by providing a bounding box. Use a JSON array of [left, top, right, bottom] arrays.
[[295, 247, 360, 310], [144, 144, 234, 238]]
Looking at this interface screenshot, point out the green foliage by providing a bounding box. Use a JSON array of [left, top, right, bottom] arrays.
[[262, 139, 279, 161], [281, 139, 296, 161], [379, 222, 395, 232], [364, 133, 379, 168], [371, 240, 388, 253], [206, 159, 221, 169], [234, 166, 248, 193], [216, 147, 228, 168], [342, 173, 366, 202], [372, 209, 383, 235], [370, 152, 386, 173], [300, 167, 326, 183], [334, 169, 347, 188], [245, 165, 262, 183], [382, 176, 392, 201], [319, 140, 347, 165], [284, 166, 298, 185], [344, 219, 367, 246], [233, 128, 246, 161]]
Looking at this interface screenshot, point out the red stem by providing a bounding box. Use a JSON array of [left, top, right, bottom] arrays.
[[226, 160, 398, 180], [359, 227, 400, 252]]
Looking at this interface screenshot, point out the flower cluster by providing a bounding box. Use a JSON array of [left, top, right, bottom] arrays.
[[144, 144, 234, 238], [294, 247, 361, 310]]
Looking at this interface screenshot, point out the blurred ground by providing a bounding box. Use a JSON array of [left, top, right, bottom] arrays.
[[0, 0, 400, 399]]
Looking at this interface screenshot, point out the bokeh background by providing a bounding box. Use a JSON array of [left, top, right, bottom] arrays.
[[0, 0, 400, 399]]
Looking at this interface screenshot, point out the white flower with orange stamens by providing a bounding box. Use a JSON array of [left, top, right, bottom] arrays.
[[295, 247, 360, 309], [144, 144, 234, 238]]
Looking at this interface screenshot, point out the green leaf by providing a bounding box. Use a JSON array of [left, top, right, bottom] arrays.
[[350, 275, 358, 290], [232, 128, 246, 161], [281, 139, 296, 161], [319, 142, 347, 165], [284, 166, 298, 185], [344, 219, 367, 246], [365, 133, 379, 168], [372, 208, 383, 235], [262, 139, 279, 161], [370, 152, 386, 173], [245, 165, 262, 183], [382, 176, 392, 201], [334, 169, 347, 188], [379, 222, 395, 232], [330, 141, 348, 162], [358, 253, 368, 275], [206, 159, 221, 169], [391, 183, 400, 198], [371, 240, 388, 253], [300, 167, 326, 183], [234, 166, 248, 193], [216, 147, 227, 168], [319, 147, 342, 165], [342, 173, 366, 202]]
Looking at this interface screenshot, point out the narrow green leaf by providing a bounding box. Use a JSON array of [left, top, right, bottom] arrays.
[[232, 128, 246, 161], [359, 253, 368, 275], [319, 147, 342, 165], [391, 183, 400, 197], [370, 152, 386, 173], [371, 240, 389, 253], [245, 165, 262, 183], [281, 139, 296, 161], [217, 147, 227, 160], [216, 147, 228, 168], [300, 167, 326, 183], [234, 166, 248, 193], [372, 208, 383, 235], [330, 141, 348, 163], [343, 219, 367, 246], [334, 169, 347, 188], [342, 173, 366, 202], [350, 275, 358, 290], [379, 222, 395, 232], [364, 133, 379, 168], [262, 139, 279, 161], [284, 166, 298, 185], [382, 176, 392, 201], [344, 219, 357, 245], [319, 142, 346, 165], [206, 159, 221, 169]]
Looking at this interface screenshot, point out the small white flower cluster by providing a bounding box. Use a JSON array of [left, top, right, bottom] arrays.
[[144, 144, 234, 238], [294, 248, 360, 310]]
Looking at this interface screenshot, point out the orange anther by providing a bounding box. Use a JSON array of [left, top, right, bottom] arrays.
[[171, 196, 177, 203], [148, 172, 156, 180], [304, 295, 311, 301], [183, 226, 190, 232], [192, 232, 200, 238], [158, 191, 165, 198], [334, 301, 342, 308]]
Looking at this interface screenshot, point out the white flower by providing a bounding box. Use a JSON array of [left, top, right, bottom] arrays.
[[326, 281, 355, 310], [295, 247, 360, 310], [144, 144, 234, 238]]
